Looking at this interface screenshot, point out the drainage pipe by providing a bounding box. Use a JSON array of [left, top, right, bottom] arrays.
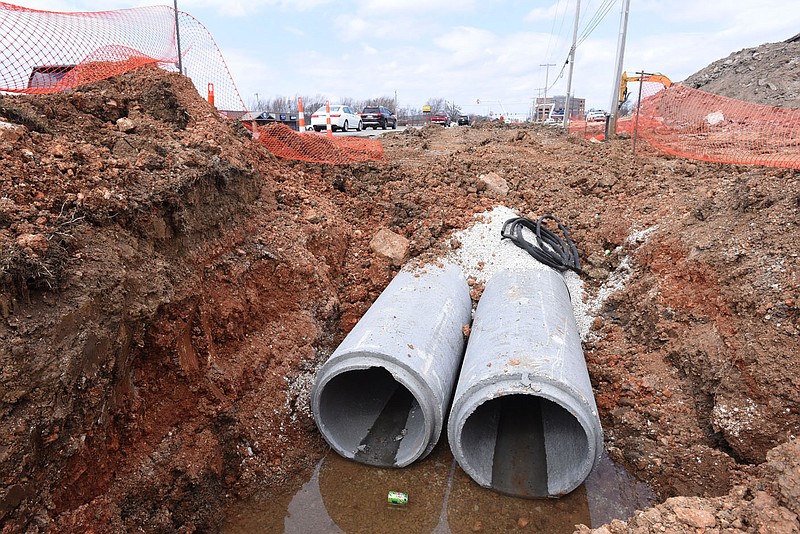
[[312, 264, 472, 468], [447, 268, 603, 498]]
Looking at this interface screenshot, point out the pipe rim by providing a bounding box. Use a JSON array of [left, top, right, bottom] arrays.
[[312, 353, 440, 467], [448, 377, 602, 495]]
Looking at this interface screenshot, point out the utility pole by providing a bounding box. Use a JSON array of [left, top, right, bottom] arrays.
[[540, 63, 556, 101], [563, 0, 580, 129], [607, 0, 631, 138], [173, 0, 183, 75], [254, 92, 261, 110], [540, 63, 555, 122]]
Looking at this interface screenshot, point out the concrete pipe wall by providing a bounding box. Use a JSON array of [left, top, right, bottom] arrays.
[[447, 268, 603, 498], [312, 264, 472, 468]]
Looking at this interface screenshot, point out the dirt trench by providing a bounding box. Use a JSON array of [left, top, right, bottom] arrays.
[[1, 68, 799, 532]]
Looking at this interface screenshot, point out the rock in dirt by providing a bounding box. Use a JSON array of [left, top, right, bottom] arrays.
[[370, 228, 410, 266], [764, 441, 800, 515], [477, 171, 509, 197], [116, 117, 136, 133], [0, 120, 23, 143]]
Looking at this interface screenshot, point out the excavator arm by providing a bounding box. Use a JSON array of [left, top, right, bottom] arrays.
[[619, 71, 672, 108]]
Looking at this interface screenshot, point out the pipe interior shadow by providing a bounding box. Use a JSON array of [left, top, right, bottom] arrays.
[[461, 394, 589, 497], [317, 367, 424, 467]]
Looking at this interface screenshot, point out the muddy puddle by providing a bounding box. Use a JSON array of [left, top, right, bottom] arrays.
[[223, 440, 656, 533]]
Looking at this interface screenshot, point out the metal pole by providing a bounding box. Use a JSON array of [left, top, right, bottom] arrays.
[[632, 70, 644, 158], [563, 0, 580, 129], [540, 63, 555, 121], [173, 0, 183, 75], [608, 0, 630, 138]]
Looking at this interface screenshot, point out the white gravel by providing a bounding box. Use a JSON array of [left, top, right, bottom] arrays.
[[443, 205, 594, 338]]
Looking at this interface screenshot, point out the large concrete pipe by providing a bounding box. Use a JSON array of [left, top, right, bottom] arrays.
[[447, 268, 603, 498], [312, 264, 472, 468]]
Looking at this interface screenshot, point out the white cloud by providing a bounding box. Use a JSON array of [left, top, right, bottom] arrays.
[[284, 26, 305, 37], [355, 0, 476, 14], [334, 15, 369, 42], [524, 2, 563, 22], [360, 43, 378, 55], [187, 0, 335, 17]]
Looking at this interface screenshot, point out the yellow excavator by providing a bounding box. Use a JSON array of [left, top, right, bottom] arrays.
[[619, 71, 672, 108]]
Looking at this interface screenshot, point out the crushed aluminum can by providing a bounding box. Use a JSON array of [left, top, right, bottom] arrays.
[[387, 490, 408, 506]]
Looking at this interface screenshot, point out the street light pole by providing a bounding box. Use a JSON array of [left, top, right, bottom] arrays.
[[173, 0, 183, 75]]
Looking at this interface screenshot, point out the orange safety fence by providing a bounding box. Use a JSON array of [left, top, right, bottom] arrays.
[[570, 83, 800, 169], [255, 123, 385, 165], [0, 2, 384, 165]]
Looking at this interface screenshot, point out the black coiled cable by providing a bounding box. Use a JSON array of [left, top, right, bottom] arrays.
[[500, 215, 582, 273]]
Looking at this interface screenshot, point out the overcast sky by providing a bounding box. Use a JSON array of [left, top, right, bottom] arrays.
[[14, 0, 800, 117]]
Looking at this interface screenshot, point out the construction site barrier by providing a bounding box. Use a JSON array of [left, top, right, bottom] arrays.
[[0, 2, 384, 166], [256, 123, 385, 164], [570, 83, 800, 170]]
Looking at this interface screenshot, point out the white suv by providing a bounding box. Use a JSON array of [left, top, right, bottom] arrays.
[[585, 110, 606, 122]]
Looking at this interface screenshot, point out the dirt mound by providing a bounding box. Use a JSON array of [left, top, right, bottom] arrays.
[[1, 66, 798, 532], [682, 37, 800, 108]]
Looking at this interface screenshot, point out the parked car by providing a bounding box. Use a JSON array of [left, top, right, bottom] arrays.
[[360, 105, 397, 130], [430, 112, 449, 126], [310, 104, 363, 132], [457, 114, 470, 126], [585, 109, 606, 122]]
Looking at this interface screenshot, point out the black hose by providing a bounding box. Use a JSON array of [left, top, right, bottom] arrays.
[[500, 215, 582, 274]]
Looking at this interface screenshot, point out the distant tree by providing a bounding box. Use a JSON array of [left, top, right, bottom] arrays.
[[248, 95, 264, 112], [303, 94, 328, 115], [425, 97, 446, 113], [361, 95, 397, 111], [445, 101, 462, 121], [264, 96, 291, 113]]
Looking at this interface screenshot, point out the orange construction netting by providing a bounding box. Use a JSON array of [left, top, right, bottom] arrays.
[[570, 83, 800, 169], [255, 123, 385, 165], [0, 2, 383, 165]]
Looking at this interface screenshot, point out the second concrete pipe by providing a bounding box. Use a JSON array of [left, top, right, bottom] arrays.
[[448, 268, 603, 498], [311, 264, 472, 467]]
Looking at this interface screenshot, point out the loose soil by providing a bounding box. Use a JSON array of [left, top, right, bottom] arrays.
[[1, 64, 798, 533]]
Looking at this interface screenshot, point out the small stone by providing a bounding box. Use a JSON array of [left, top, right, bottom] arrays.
[[471, 520, 483, 532], [477, 171, 509, 197], [370, 228, 410, 266], [116, 117, 136, 133], [0, 121, 24, 143], [674, 507, 716, 528], [517, 516, 530, 528]]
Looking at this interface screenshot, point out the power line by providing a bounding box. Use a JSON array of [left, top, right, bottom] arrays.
[[577, 0, 618, 47], [544, 0, 572, 66], [543, 0, 619, 97]]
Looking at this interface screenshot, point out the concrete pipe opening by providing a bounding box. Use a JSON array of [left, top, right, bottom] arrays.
[[448, 268, 602, 498], [315, 365, 428, 467], [457, 392, 592, 498], [312, 264, 472, 468]]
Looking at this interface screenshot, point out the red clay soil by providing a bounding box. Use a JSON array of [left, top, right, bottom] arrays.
[[0, 66, 798, 532]]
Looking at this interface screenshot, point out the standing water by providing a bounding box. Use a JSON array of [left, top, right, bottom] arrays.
[[223, 440, 656, 533]]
